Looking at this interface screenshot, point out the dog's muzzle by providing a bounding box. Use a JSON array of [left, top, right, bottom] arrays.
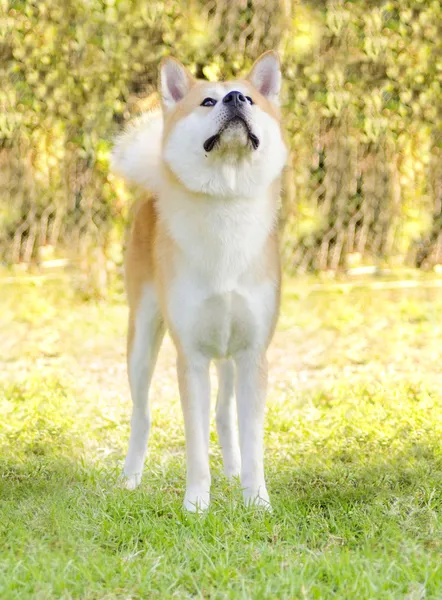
[[204, 103, 260, 153]]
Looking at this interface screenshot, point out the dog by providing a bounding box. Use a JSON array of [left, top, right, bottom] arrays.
[[111, 51, 287, 511]]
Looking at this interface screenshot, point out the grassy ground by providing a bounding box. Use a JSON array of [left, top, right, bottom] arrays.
[[1, 274, 442, 599]]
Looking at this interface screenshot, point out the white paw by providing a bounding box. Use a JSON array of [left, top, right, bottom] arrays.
[[119, 472, 141, 490], [243, 487, 272, 511], [184, 490, 210, 513]]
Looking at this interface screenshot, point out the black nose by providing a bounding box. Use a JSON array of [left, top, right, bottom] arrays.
[[223, 91, 247, 107]]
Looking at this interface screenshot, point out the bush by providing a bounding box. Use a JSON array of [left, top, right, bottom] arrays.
[[1, 0, 441, 272]]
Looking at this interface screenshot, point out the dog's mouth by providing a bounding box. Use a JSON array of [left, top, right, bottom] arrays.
[[203, 117, 260, 152]]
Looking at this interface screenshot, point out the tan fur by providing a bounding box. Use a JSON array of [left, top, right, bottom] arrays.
[[126, 95, 283, 354], [118, 51, 286, 509], [125, 192, 281, 357]]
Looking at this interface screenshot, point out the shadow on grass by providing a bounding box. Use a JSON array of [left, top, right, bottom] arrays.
[[2, 439, 440, 512]]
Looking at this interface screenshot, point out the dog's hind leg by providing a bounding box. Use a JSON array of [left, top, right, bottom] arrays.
[[235, 353, 270, 509], [215, 359, 241, 479], [122, 284, 164, 490]]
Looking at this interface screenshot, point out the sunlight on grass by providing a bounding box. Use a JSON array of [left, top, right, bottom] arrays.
[[1, 277, 441, 598]]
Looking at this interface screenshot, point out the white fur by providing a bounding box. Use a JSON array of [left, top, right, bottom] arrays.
[[122, 285, 164, 490], [164, 83, 287, 197], [111, 83, 287, 200], [165, 229, 279, 357], [110, 111, 163, 194], [160, 187, 279, 510], [114, 58, 286, 511], [156, 185, 277, 288], [236, 352, 271, 508], [178, 353, 212, 512], [215, 359, 241, 478]]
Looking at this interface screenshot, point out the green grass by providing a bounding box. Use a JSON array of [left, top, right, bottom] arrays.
[[1, 276, 442, 599]]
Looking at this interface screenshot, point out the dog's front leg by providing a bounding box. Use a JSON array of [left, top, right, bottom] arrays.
[[177, 352, 211, 512], [235, 352, 271, 509]]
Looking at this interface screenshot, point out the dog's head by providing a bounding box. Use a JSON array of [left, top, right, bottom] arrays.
[[160, 52, 287, 198]]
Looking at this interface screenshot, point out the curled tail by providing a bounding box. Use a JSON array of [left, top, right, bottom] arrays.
[[111, 109, 164, 194]]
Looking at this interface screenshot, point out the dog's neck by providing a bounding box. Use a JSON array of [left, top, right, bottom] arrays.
[[155, 177, 279, 286]]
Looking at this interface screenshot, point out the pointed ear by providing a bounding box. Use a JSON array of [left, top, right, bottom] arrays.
[[246, 50, 281, 103], [159, 57, 195, 111]]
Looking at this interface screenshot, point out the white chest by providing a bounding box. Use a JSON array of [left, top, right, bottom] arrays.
[[158, 188, 275, 285], [158, 190, 278, 358]]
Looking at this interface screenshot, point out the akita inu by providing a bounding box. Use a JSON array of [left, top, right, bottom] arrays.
[[111, 51, 287, 511]]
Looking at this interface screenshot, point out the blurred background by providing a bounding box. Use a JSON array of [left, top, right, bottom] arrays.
[[1, 0, 441, 290]]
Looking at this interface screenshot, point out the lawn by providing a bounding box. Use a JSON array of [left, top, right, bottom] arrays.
[[1, 274, 442, 599]]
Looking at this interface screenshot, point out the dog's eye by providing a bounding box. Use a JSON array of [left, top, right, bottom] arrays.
[[201, 98, 217, 107], [246, 96, 254, 105]]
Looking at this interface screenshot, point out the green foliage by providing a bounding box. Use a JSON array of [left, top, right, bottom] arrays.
[[1, 0, 441, 271]]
